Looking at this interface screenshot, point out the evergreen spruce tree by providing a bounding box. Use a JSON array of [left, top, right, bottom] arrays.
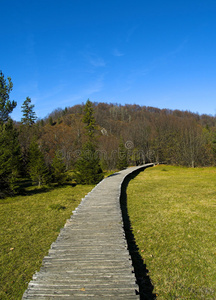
[[75, 99, 103, 184], [21, 97, 37, 125], [75, 142, 103, 184], [51, 150, 67, 185], [0, 71, 17, 123], [116, 139, 128, 170], [28, 140, 49, 187], [0, 71, 20, 196], [20, 97, 37, 175], [0, 119, 21, 196], [82, 99, 96, 138]]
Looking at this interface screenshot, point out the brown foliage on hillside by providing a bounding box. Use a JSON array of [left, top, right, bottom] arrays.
[[24, 102, 216, 169]]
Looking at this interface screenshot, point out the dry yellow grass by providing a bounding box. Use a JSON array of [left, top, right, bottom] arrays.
[[127, 165, 216, 299]]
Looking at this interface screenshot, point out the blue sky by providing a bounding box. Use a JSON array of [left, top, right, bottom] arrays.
[[1, 0, 216, 121]]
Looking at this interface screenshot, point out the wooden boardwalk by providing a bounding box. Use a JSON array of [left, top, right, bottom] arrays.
[[23, 164, 153, 299]]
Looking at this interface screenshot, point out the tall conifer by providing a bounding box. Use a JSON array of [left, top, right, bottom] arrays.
[[116, 138, 128, 170], [0, 71, 17, 123], [51, 150, 67, 185], [28, 140, 49, 187], [21, 97, 37, 125], [0, 71, 20, 196], [75, 99, 103, 184], [0, 120, 21, 196]]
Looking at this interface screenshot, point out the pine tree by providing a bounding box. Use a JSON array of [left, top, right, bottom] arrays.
[[0, 119, 21, 196], [51, 150, 67, 185], [0, 71, 20, 196], [74, 99, 103, 184], [28, 140, 49, 187], [75, 142, 103, 184], [82, 99, 96, 139], [0, 71, 17, 123], [116, 139, 128, 170], [21, 97, 37, 125], [19, 97, 37, 175]]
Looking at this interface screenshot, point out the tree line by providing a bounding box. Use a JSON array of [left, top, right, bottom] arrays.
[[0, 72, 105, 197], [1, 70, 216, 197], [38, 101, 216, 169]]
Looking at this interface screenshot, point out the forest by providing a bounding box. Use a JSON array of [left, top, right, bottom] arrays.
[[40, 102, 216, 168], [1, 70, 216, 197]]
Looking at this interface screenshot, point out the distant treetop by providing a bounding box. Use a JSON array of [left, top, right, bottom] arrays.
[[21, 97, 37, 125], [0, 71, 17, 123]]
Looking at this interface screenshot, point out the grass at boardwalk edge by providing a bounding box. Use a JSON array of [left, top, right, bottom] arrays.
[[127, 165, 216, 299], [0, 184, 94, 299]]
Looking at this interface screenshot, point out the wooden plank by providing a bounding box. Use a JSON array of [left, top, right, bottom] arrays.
[[23, 164, 153, 299]]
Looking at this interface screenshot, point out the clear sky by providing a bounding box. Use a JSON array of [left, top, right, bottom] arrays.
[[1, 0, 216, 121]]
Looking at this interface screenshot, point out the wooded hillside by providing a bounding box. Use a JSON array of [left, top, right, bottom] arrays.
[[30, 102, 216, 170], [1, 67, 215, 195]]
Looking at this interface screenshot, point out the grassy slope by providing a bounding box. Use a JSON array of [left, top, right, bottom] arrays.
[[127, 165, 216, 299], [0, 184, 94, 300]]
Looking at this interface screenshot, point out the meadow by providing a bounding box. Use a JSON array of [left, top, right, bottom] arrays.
[[1, 166, 216, 299], [127, 165, 216, 299], [0, 183, 94, 299]]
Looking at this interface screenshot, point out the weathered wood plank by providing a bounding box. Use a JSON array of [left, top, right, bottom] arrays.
[[23, 164, 153, 299]]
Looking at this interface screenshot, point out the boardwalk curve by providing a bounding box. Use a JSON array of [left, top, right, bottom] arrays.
[[23, 164, 153, 299]]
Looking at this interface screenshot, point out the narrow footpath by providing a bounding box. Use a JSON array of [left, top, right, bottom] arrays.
[[23, 164, 153, 299]]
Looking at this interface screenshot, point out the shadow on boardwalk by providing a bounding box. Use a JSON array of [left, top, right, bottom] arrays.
[[120, 167, 157, 300]]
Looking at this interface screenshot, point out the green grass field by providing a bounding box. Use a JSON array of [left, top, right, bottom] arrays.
[[1, 166, 216, 299], [127, 165, 216, 299], [0, 183, 94, 299]]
